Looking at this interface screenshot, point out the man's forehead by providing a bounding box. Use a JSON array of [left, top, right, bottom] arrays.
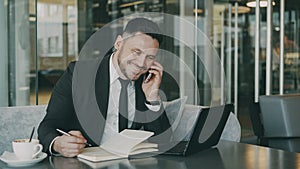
[[123, 34, 159, 47]]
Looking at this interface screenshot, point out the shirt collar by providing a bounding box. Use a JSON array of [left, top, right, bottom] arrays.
[[109, 53, 119, 85]]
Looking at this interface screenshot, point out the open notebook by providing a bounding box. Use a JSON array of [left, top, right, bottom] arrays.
[[77, 129, 158, 162]]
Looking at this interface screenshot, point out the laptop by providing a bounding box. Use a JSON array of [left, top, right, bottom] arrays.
[[159, 104, 233, 156]]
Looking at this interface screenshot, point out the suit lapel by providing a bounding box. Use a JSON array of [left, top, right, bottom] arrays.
[[95, 54, 110, 139]]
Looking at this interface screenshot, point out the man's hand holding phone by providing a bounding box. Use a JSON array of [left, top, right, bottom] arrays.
[[142, 61, 163, 102]]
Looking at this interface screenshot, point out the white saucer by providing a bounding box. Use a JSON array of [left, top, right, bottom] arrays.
[[0, 151, 47, 167]]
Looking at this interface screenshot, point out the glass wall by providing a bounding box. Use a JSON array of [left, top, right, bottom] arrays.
[[0, 0, 8, 106], [0, 0, 36, 106], [36, 0, 77, 104], [1, 0, 300, 139]]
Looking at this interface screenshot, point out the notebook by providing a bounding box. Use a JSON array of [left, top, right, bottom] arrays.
[[159, 104, 233, 156]]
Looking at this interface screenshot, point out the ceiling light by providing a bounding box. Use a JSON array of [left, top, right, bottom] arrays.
[[193, 9, 203, 14], [231, 6, 251, 14], [246, 0, 275, 8]]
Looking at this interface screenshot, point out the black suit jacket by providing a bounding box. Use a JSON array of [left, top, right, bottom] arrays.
[[38, 54, 172, 153]]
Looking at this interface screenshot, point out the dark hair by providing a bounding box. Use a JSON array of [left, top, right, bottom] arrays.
[[123, 18, 163, 45]]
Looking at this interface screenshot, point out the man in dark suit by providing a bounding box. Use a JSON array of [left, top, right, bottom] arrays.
[[38, 18, 172, 157]]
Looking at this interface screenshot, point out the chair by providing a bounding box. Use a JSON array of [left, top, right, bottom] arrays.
[[259, 95, 300, 152], [248, 102, 268, 146], [0, 105, 47, 153]]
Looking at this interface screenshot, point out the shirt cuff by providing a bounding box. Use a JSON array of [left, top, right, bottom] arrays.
[[145, 101, 161, 112], [49, 136, 61, 156]]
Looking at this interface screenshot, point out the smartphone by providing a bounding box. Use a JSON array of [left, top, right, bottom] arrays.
[[144, 72, 152, 83]]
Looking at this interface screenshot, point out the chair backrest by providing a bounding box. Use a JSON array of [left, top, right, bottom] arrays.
[[260, 94, 300, 137], [259, 94, 300, 152], [172, 104, 241, 142], [248, 102, 264, 138], [0, 105, 47, 153]]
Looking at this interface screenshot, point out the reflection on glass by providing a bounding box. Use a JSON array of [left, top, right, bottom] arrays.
[[78, 158, 134, 169], [50, 156, 87, 169], [36, 0, 77, 105], [50, 156, 160, 169]]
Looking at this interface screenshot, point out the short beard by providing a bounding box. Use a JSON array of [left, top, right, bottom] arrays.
[[118, 59, 129, 79], [117, 47, 130, 80]]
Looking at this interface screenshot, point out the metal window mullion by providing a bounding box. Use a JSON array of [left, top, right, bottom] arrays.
[[179, 0, 185, 100], [266, 0, 273, 95], [226, 4, 232, 103], [234, 2, 238, 115], [8, 0, 16, 106], [279, 0, 285, 94], [221, 11, 225, 104], [194, 0, 198, 105], [35, 0, 38, 105], [254, 0, 260, 102]]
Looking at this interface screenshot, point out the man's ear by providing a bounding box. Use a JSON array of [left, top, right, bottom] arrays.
[[114, 35, 123, 50]]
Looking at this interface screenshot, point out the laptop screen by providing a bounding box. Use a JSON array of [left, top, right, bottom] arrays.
[[161, 104, 233, 156]]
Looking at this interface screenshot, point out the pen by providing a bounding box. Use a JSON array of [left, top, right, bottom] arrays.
[[56, 129, 92, 147]]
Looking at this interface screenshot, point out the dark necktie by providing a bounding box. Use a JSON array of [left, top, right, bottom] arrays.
[[118, 78, 130, 132]]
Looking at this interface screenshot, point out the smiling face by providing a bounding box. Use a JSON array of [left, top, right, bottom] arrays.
[[113, 32, 159, 80]]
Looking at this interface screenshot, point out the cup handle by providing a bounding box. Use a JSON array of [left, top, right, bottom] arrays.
[[32, 144, 43, 158]]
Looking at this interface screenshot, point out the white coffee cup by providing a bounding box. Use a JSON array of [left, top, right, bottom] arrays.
[[12, 139, 43, 160]]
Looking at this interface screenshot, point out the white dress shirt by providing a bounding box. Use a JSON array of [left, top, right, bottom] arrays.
[[101, 55, 160, 143], [100, 55, 136, 144]]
